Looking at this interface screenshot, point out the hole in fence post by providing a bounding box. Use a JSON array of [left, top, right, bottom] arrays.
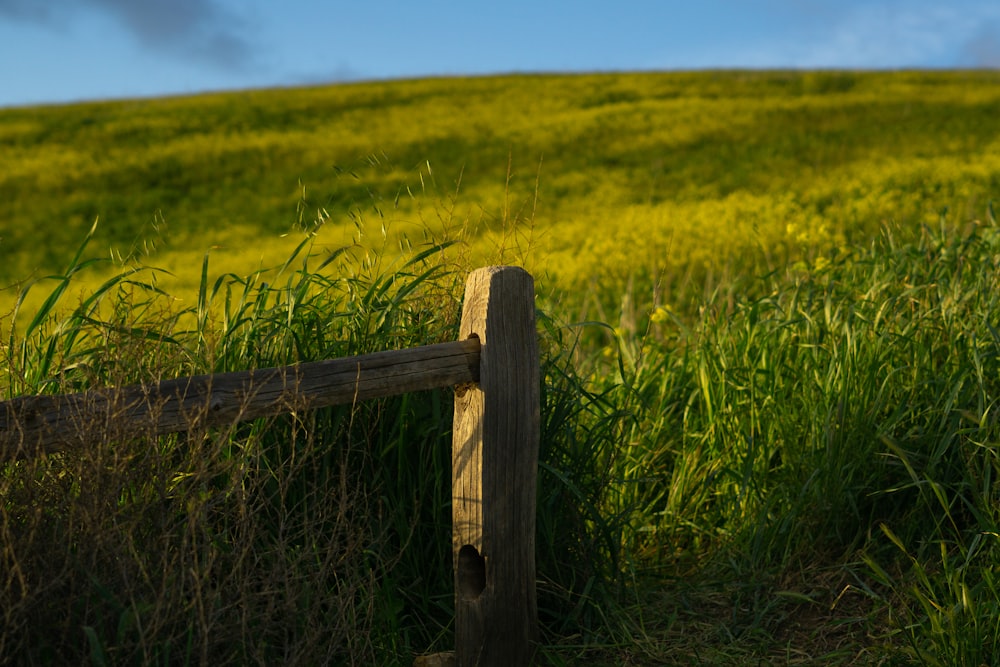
[[457, 545, 486, 601]]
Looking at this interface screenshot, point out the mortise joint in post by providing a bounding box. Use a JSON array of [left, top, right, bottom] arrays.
[[457, 545, 486, 601]]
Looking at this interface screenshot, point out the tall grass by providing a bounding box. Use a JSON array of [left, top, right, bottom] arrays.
[[1, 219, 468, 663], [579, 209, 1000, 663], [2, 198, 999, 664]]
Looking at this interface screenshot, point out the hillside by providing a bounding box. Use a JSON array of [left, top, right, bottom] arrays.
[[3, 70, 999, 315], [2, 71, 1000, 664]]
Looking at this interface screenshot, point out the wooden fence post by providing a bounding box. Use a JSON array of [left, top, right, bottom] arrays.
[[451, 266, 540, 666]]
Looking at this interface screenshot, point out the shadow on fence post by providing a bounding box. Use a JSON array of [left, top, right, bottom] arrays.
[[451, 266, 540, 667]]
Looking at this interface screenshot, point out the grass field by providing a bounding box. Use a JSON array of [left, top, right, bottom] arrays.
[[2, 70, 1000, 664], [4, 70, 1000, 314]]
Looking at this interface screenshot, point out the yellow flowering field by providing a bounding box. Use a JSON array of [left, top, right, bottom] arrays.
[[1, 70, 998, 321]]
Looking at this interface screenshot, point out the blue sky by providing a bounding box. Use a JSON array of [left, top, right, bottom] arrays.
[[1, 0, 999, 108]]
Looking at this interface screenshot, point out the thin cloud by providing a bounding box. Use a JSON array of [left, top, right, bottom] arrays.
[[772, 4, 995, 68], [0, 0, 52, 21], [961, 21, 1000, 67], [710, 1, 1000, 70], [784, 5, 953, 68], [0, 0, 257, 71]]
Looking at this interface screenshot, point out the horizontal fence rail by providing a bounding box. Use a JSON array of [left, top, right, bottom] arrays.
[[0, 338, 481, 456], [0, 265, 540, 667]]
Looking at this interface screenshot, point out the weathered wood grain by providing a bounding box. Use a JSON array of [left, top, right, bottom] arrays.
[[452, 266, 540, 666], [0, 338, 480, 458]]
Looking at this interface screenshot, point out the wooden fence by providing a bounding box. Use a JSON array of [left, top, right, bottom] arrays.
[[0, 266, 540, 667]]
